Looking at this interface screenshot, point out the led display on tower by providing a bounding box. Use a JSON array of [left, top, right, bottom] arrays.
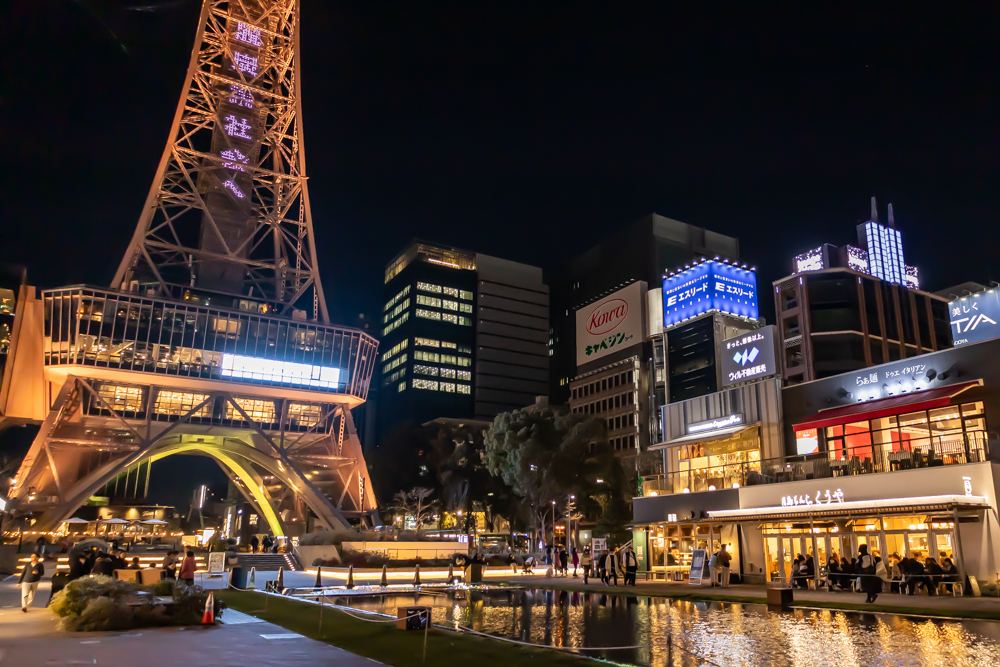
[[862, 221, 906, 286], [661, 261, 758, 327]]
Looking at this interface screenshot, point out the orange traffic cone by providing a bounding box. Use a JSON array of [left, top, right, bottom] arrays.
[[201, 592, 215, 624]]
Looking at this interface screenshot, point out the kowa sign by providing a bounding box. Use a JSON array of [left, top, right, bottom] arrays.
[[576, 282, 646, 366]]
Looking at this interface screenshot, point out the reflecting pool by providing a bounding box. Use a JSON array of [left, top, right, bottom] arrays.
[[328, 588, 1000, 666]]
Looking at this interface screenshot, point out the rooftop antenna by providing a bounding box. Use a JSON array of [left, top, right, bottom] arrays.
[[887, 203, 895, 228], [870, 196, 878, 223]]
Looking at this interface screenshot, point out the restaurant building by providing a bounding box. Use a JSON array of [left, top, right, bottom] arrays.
[[634, 335, 1000, 586]]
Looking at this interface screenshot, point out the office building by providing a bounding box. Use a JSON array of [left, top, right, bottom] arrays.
[[375, 241, 549, 450], [774, 199, 951, 384]]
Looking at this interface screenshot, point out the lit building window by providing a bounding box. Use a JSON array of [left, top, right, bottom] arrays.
[[442, 300, 458, 311], [458, 345, 472, 354], [414, 351, 439, 363], [457, 370, 471, 381], [459, 290, 473, 301], [442, 341, 457, 349], [220, 353, 341, 389], [417, 282, 443, 294], [224, 115, 252, 139], [384, 285, 411, 311], [457, 356, 471, 367], [383, 312, 409, 335], [154, 391, 211, 417], [227, 397, 276, 422], [460, 303, 473, 313], [417, 295, 442, 308], [231, 51, 259, 76], [415, 337, 439, 348], [234, 22, 263, 46], [414, 364, 439, 376], [288, 403, 322, 427], [383, 298, 409, 323], [442, 313, 458, 324], [413, 378, 439, 391], [440, 354, 456, 365], [440, 382, 456, 393], [380, 339, 409, 362], [457, 384, 471, 394], [458, 316, 472, 326], [398, 382, 406, 392], [416, 309, 441, 321], [382, 353, 407, 375], [443, 287, 459, 297], [440, 368, 456, 379], [97, 384, 144, 412]]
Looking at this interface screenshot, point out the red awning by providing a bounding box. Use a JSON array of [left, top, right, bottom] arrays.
[[793, 380, 983, 432]]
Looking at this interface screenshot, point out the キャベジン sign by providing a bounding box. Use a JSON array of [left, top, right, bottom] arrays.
[[576, 282, 646, 366]]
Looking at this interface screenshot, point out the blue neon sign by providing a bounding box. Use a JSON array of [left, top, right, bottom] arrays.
[[662, 261, 758, 326]]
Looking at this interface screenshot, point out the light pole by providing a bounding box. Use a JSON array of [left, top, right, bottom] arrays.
[[567, 495, 576, 549], [551, 501, 556, 548]]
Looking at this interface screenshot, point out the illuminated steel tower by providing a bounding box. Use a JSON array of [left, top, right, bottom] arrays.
[[4, 0, 378, 537]]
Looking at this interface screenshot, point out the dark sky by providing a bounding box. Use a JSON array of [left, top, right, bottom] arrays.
[[4, 1, 1000, 326]]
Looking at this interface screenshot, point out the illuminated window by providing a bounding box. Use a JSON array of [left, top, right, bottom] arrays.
[[457, 370, 471, 381], [443, 287, 459, 297], [382, 298, 410, 323], [441, 368, 456, 379], [413, 378, 439, 391], [97, 384, 144, 412], [154, 391, 211, 417], [228, 85, 254, 109], [442, 341, 457, 349], [416, 309, 441, 321], [417, 282, 443, 294], [212, 316, 242, 334], [220, 353, 341, 388], [382, 353, 407, 375], [442, 300, 458, 311], [0, 288, 15, 315], [288, 403, 323, 427], [383, 312, 409, 335], [226, 397, 276, 422], [231, 51, 258, 76], [440, 354, 456, 365], [417, 295, 442, 308], [224, 115, 252, 139], [458, 316, 472, 326], [459, 290, 473, 301], [221, 148, 249, 171], [398, 382, 406, 392], [457, 356, 471, 367], [441, 382, 456, 393], [460, 303, 473, 313], [384, 285, 411, 311], [457, 384, 471, 394], [380, 339, 409, 362], [458, 345, 472, 354], [234, 22, 263, 46], [414, 364, 438, 376], [442, 313, 458, 324], [415, 337, 439, 348], [414, 351, 439, 362]]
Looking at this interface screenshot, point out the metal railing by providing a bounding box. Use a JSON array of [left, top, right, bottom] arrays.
[[640, 432, 994, 497]]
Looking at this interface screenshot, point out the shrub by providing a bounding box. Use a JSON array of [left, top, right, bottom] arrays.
[[62, 596, 136, 632], [50, 575, 132, 618]]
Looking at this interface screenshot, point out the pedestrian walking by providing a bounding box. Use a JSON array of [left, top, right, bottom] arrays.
[[598, 550, 608, 584], [545, 544, 552, 566], [179, 550, 197, 587], [559, 546, 569, 576], [607, 549, 620, 586], [581, 547, 592, 584], [622, 546, 639, 586], [19, 554, 44, 612], [571, 547, 580, 577], [249, 535, 259, 554], [858, 544, 881, 603]]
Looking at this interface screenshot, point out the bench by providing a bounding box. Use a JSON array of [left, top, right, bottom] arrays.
[[938, 581, 964, 596]]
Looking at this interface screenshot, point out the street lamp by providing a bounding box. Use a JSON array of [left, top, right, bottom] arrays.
[[551, 501, 556, 547]]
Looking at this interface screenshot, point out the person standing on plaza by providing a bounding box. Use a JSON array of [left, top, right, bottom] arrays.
[[19, 554, 44, 612], [622, 546, 639, 586], [179, 550, 197, 587], [581, 547, 593, 584], [858, 544, 881, 603], [598, 549, 608, 584], [607, 549, 620, 586], [249, 535, 259, 554], [559, 545, 569, 576], [715, 545, 732, 587], [545, 543, 552, 566], [162, 549, 178, 580], [571, 547, 580, 577]]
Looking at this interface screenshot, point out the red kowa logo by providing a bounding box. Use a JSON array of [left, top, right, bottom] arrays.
[[586, 299, 628, 335]]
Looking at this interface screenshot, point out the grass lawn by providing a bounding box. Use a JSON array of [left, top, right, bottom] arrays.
[[217, 590, 592, 667]]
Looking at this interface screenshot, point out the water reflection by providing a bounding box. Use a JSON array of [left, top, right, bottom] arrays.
[[329, 589, 1000, 666]]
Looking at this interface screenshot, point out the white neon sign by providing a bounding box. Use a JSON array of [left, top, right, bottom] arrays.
[[220, 354, 341, 389], [687, 414, 743, 434]]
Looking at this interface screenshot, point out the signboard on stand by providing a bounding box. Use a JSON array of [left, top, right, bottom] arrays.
[[208, 551, 226, 574], [688, 549, 708, 585], [591, 537, 607, 554]]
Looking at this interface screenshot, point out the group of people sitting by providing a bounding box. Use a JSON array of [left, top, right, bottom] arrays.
[[790, 548, 961, 599]]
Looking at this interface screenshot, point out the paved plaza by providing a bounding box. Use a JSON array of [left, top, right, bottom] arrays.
[[0, 578, 381, 667]]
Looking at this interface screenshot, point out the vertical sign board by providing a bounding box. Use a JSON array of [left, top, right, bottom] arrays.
[[950, 291, 1000, 346], [662, 261, 758, 328], [591, 537, 607, 554], [688, 549, 708, 585], [720, 326, 777, 387], [631, 530, 648, 572], [576, 282, 646, 366], [208, 551, 226, 574]]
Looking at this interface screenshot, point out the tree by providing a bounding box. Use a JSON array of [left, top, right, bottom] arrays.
[[388, 487, 437, 531], [483, 407, 630, 548]]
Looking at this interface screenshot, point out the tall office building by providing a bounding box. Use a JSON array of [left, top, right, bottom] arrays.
[[775, 200, 951, 384], [551, 214, 743, 451], [375, 241, 549, 449]]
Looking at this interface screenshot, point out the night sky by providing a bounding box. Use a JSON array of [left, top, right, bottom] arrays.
[[3, 1, 1000, 503]]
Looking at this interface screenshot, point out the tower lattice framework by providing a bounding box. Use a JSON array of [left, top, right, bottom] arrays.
[[114, 0, 328, 322]]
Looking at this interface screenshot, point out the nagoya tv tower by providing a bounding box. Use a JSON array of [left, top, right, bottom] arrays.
[[3, 0, 379, 539]]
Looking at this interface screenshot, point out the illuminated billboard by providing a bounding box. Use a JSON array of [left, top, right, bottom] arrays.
[[661, 261, 758, 327], [220, 353, 341, 389], [576, 282, 645, 365], [950, 291, 1000, 347], [720, 326, 777, 387]]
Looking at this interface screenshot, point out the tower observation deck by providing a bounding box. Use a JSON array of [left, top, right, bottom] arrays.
[[1, 0, 379, 537]]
